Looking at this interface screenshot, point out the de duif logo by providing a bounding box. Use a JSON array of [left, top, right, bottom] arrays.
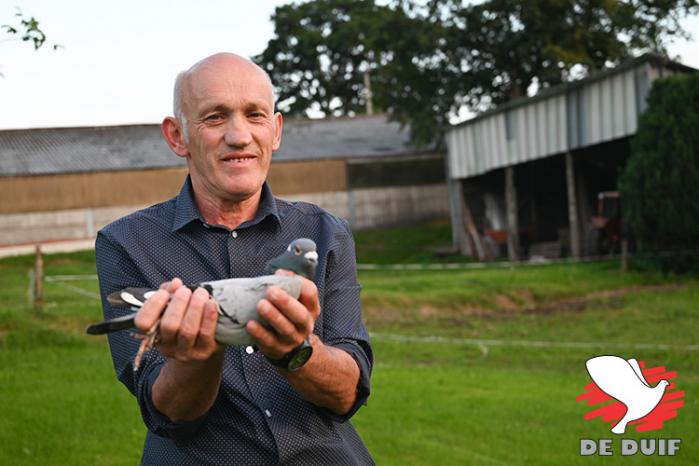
[[577, 355, 684, 433], [576, 355, 685, 457]]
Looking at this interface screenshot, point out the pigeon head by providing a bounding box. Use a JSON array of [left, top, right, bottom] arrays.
[[264, 238, 318, 280]]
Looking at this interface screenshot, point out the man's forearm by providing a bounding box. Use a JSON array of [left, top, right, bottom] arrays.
[[280, 334, 360, 415], [152, 348, 226, 422]]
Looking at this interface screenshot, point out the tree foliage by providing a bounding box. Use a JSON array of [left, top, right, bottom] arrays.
[[254, 0, 459, 143], [435, 0, 699, 105], [2, 8, 58, 51], [256, 0, 698, 146], [618, 72, 699, 261]]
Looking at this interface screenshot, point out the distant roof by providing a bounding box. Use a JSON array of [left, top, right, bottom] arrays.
[[450, 53, 696, 129], [446, 53, 697, 180], [0, 114, 428, 176]]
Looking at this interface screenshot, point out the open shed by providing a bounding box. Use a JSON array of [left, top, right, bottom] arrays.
[[445, 53, 696, 260]]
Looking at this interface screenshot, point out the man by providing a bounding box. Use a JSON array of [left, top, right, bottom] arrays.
[[96, 53, 373, 465]]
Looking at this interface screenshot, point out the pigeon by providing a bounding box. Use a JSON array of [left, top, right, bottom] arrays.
[[585, 355, 669, 434], [87, 238, 318, 370]]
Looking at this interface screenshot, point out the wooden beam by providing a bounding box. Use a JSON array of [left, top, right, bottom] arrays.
[[565, 152, 582, 258], [462, 200, 486, 261], [575, 164, 592, 255], [505, 166, 520, 261], [447, 179, 473, 256]]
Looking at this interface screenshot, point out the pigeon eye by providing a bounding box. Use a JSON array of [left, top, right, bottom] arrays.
[[294, 246, 302, 255]]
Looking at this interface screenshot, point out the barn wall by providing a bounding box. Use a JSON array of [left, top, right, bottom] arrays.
[[0, 157, 448, 246], [0, 167, 189, 214], [268, 160, 347, 194], [0, 184, 448, 245], [0, 160, 348, 215]]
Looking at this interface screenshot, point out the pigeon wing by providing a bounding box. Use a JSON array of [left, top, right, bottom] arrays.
[[86, 312, 138, 334], [107, 287, 156, 308], [200, 275, 303, 346]]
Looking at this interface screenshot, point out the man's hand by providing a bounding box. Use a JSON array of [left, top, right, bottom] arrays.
[[246, 274, 320, 359], [134, 278, 225, 422], [247, 275, 360, 415], [134, 278, 222, 362]]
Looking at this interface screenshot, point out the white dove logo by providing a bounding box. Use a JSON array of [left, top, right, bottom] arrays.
[[585, 356, 669, 434]]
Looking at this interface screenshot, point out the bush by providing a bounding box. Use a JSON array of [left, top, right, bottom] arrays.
[[618, 71, 699, 271]]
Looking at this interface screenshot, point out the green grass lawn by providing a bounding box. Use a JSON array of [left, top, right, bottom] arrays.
[[1, 222, 697, 465]]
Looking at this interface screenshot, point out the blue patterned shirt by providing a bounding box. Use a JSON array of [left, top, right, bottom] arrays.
[[95, 177, 373, 465]]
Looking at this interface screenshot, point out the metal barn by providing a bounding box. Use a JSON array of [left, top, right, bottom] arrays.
[[445, 54, 696, 260]]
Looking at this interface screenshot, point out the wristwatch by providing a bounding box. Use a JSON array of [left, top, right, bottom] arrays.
[[266, 338, 313, 371]]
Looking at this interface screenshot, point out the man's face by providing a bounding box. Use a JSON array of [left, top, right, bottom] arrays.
[[179, 56, 282, 204]]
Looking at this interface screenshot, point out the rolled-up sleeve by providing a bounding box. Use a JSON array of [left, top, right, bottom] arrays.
[[318, 220, 373, 421]]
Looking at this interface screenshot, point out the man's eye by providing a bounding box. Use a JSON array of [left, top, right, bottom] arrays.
[[205, 114, 224, 123]]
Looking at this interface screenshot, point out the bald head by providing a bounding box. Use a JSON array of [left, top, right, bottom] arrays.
[[173, 53, 275, 135]]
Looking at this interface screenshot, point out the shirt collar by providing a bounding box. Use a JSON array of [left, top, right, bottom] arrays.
[[172, 176, 281, 232]]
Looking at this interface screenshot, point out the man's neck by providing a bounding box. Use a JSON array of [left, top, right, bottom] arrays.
[[193, 187, 262, 230]]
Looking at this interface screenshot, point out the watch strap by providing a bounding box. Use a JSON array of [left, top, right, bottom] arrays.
[[266, 338, 313, 371]]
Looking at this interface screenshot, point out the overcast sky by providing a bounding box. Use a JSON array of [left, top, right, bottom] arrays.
[[1, 0, 698, 130]]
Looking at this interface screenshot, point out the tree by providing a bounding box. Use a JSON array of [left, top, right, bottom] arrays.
[[255, 0, 463, 145], [618, 72, 699, 268], [2, 8, 58, 51], [434, 0, 699, 107], [256, 0, 698, 146]]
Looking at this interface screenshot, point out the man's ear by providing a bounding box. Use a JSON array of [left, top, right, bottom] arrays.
[[161, 117, 189, 157], [272, 112, 283, 151]]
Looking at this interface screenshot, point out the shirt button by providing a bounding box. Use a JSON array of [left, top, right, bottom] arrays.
[[231, 230, 238, 238], [264, 409, 272, 418], [245, 346, 255, 354]]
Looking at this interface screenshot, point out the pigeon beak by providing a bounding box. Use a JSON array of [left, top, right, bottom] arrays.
[[305, 251, 318, 265]]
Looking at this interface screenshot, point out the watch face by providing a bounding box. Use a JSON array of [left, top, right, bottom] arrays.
[[288, 346, 313, 371]]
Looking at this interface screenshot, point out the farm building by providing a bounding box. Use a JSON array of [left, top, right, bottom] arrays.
[[445, 53, 696, 261], [0, 115, 447, 246]]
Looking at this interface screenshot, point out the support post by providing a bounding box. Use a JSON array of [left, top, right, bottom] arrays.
[[33, 244, 43, 310], [505, 166, 520, 261], [462, 200, 486, 261], [565, 152, 582, 258], [448, 179, 472, 256], [575, 163, 591, 255]]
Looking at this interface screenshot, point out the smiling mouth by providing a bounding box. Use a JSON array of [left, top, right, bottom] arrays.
[[221, 154, 257, 163]]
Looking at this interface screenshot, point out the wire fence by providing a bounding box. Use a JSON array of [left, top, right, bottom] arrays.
[[356, 253, 623, 271], [44, 274, 101, 300], [32, 253, 647, 303], [33, 248, 699, 306]]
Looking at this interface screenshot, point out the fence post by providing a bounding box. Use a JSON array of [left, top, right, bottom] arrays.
[[33, 244, 43, 310]]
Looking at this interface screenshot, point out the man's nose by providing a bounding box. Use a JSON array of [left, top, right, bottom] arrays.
[[223, 117, 253, 148]]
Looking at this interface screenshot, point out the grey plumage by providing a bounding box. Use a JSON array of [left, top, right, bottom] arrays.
[[263, 238, 319, 279], [87, 238, 318, 364], [207, 275, 302, 345]]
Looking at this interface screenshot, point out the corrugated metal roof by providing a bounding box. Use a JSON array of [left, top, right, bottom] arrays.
[[446, 53, 697, 180], [0, 114, 424, 176]]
